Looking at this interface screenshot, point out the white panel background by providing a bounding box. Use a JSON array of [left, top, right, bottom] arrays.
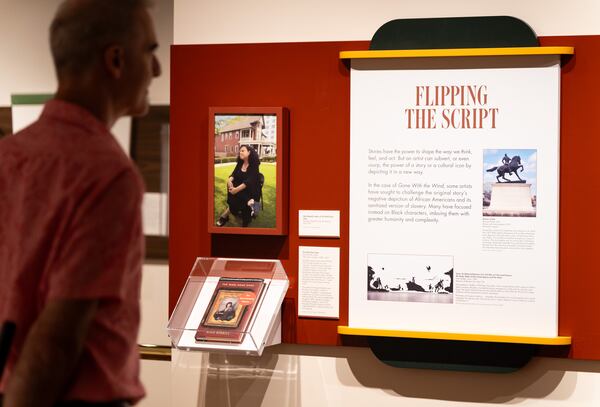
[[349, 56, 560, 336]]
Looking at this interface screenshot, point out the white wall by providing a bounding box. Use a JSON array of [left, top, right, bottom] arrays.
[[0, 1, 56, 105], [174, 0, 600, 44], [0, 0, 172, 106], [139, 262, 170, 346], [149, 0, 173, 105], [170, 346, 600, 407], [140, 358, 171, 407]]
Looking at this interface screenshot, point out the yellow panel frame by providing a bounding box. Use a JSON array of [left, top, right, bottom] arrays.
[[339, 46, 574, 60], [139, 344, 171, 360], [338, 326, 571, 345]]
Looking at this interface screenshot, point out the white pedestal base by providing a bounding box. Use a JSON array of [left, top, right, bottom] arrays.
[[484, 183, 536, 217], [489, 183, 533, 211]]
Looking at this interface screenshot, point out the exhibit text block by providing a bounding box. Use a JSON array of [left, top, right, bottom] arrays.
[[298, 246, 340, 318]]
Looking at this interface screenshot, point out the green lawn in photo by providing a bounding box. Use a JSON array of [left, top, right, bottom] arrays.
[[213, 162, 277, 228]]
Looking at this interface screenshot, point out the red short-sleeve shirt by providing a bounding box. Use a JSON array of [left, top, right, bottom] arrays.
[[0, 100, 146, 403]]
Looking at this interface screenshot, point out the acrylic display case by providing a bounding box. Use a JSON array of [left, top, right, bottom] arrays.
[[167, 257, 288, 356]]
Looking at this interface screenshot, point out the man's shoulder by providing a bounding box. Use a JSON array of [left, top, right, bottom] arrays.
[[2, 117, 141, 199], [41, 114, 130, 163], [9, 114, 110, 148]]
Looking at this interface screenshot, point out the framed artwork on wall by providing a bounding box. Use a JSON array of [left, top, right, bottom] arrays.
[[208, 107, 288, 235], [131, 105, 170, 259], [0, 106, 12, 139]]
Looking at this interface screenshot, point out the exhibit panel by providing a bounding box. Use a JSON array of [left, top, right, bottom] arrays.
[[349, 55, 561, 337], [170, 35, 600, 360]]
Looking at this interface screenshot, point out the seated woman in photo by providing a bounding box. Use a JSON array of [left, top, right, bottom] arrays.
[[216, 145, 261, 227], [213, 301, 236, 321]]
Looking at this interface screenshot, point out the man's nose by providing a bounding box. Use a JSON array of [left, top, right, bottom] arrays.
[[153, 55, 161, 78]]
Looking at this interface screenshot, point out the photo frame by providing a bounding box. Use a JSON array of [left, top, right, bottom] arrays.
[[208, 107, 288, 235]]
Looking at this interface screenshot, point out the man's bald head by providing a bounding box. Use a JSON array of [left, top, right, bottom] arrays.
[[50, 0, 152, 78]]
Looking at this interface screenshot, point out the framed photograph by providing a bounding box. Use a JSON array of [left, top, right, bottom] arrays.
[[208, 107, 288, 235]]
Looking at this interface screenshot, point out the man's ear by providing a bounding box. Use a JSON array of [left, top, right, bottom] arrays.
[[104, 45, 125, 79]]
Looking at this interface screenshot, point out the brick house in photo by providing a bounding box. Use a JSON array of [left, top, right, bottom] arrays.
[[214, 115, 276, 158]]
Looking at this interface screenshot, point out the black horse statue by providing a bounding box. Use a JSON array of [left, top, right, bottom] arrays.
[[486, 155, 524, 183]]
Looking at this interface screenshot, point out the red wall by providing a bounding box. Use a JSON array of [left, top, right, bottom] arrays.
[[540, 36, 600, 360], [171, 37, 600, 358]]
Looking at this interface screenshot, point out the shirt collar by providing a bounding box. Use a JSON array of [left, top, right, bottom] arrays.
[[40, 99, 112, 137]]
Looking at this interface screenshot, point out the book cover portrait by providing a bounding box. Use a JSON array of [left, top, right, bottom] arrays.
[[195, 278, 265, 343]]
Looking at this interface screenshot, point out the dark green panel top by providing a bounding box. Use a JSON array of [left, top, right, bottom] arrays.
[[370, 16, 538, 50]]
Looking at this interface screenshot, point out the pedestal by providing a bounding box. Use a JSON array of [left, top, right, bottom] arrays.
[[484, 183, 536, 217]]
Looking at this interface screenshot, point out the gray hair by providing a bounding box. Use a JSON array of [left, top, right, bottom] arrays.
[[50, 0, 152, 76]]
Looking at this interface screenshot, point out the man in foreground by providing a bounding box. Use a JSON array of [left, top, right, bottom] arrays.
[[0, 0, 160, 405]]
